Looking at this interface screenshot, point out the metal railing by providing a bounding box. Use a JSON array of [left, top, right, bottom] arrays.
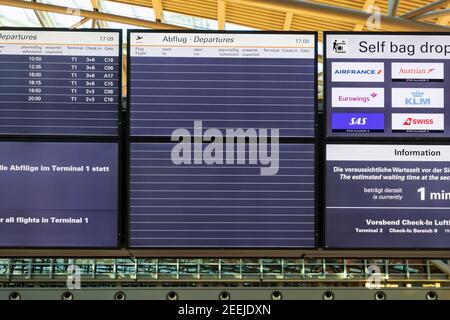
[[0, 258, 448, 287]]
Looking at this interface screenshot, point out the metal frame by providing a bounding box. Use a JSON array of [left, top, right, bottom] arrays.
[[0, 287, 447, 300]]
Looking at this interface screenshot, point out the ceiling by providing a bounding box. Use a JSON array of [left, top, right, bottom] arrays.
[[0, 0, 448, 34]]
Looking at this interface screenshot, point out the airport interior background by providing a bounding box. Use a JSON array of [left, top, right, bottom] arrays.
[[0, 0, 450, 301]]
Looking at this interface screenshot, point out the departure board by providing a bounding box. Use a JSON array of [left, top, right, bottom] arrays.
[[129, 142, 316, 248], [0, 29, 121, 136], [325, 32, 450, 139], [0, 141, 118, 248], [326, 144, 450, 249], [128, 31, 317, 138]]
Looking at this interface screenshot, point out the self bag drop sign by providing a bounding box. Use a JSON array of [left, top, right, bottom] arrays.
[[325, 144, 450, 249], [325, 33, 450, 139]]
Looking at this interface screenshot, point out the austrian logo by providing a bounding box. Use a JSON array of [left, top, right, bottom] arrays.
[[392, 113, 444, 133], [332, 62, 384, 82], [332, 88, 384, 108], [392, 63, 444, 82]]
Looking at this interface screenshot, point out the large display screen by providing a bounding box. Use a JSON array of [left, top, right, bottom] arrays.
[[325, 144, 450, 249], [0, 142, 118, 247], [128, 32, 316, 138], [129, 142, 316, 248], [0, 29, 121, 136], [325, 33, 450, 138]]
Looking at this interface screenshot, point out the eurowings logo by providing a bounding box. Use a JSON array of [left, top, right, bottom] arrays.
[[341, 92, 379, 102], [332, 62, 384, 82], [392, 113, 444, 133], [339, 92, 377, 103], [392, 63, 444, 82], [332, 88, 384, 108]]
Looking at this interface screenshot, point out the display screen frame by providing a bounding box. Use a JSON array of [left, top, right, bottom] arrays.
[[0, 137, 122, 249], [126, 29, 319, 140], [126, 30, 320, 250], [323, 31, 450, 141], [323, 140, 450, 251], [0, 27, 123, 140]]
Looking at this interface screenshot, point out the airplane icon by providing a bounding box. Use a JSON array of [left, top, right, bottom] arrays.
[[136, 36, 143, 40]]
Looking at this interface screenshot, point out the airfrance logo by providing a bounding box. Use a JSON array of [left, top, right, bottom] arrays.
[[332, 113, 384, 133], [392, 88, 444, 109], [334, 69, 382, 75], [332, 62, 384, 82], [170, 121, 280, 176], [392, 113, 444, 133], [392, 63, 444, 82], [332, 88, 384, 108]]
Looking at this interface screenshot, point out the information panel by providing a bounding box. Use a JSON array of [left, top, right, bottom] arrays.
[[326, 144, 450, 249], [0, 142, 118, 247], [128, 31, 316, 138], [325, 32, 450, 138], [0, 29, 121, 136], [129, 142, 316, 248]]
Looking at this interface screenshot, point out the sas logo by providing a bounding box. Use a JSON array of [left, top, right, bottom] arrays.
[[332, 113, 384, 133], [392, 63, 444, 82], [332, 62, 384, 82], [392, 88, 444, 109], [332, 88, 384, 108], [392, 113, 444, 133], [350, 117, 368, 125]]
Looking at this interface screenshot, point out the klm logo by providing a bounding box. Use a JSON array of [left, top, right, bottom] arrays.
[[405, 90, 430, 106]]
